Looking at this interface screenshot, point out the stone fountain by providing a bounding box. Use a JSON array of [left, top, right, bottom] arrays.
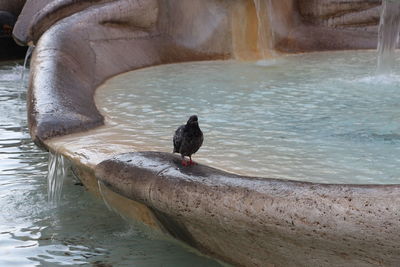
[[7, 0, 400, 266]]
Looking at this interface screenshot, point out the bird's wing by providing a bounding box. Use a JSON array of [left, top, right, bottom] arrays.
[[173, 125, 184, 153], [199, 133, 204, 148], [190, 131, 203, 154]]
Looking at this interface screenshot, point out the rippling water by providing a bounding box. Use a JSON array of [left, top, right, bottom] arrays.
[[96, 51, 400, 184], [0, 62, 221, 266]]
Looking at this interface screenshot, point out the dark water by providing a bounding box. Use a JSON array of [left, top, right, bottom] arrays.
[[0, 62, 221, 266]]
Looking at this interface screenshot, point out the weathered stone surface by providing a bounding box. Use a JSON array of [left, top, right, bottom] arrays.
[[27, 0, 230, 145], [277, 24, 378, 52], [228, 0, 381, 54], [12, 0, 52, 45], [13, 0, 117, 45], [14, 0, 381, 57], [96, 152, 400, 266], [276, 0, 380, 52], [298, 0, 381, 29]]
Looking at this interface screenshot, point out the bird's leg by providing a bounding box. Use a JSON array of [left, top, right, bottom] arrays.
[[181, 155, 188, 166], [189, 156, 197, 165]]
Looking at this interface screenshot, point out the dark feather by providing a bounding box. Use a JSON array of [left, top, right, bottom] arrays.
[[173, 125, 184, 153], [173, 115, 203, 158]]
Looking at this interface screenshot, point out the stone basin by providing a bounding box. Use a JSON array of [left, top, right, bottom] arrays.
[[11, 0, 400, 266]]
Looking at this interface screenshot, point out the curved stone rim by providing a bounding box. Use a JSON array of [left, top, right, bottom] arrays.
[[13, 0, 116, 45], [95, 151, 400, 266]]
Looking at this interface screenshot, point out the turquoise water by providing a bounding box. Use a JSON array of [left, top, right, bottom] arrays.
[[97, 51, 400, 184], [0, 62, 221, 266]]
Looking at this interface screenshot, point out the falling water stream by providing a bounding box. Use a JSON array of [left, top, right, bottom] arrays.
[[377, 0, 400, 74], [20, 45, 34, 82], [253, 0, 275, 59], [46, 152, 69, 204]]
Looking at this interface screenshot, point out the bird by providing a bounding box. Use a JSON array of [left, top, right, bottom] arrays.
[[173, 115, 203, 166]]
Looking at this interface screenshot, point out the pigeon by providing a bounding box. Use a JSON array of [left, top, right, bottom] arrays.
[[173, 115, 203, 166]]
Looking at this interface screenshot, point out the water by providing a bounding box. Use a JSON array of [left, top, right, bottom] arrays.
[[96, 51, 400, 184], [47, 152, 69, 204], [0, 62, 222, 266], [20, 46, 34, 82], [253, 0, 274, 59], [377, 0, 400, 74]]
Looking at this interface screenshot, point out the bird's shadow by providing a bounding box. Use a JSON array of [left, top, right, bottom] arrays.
[[157, 152, 216, 178]]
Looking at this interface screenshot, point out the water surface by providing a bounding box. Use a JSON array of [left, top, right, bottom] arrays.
[[0, 62, 221, 266], [96, 51, 400, 184]]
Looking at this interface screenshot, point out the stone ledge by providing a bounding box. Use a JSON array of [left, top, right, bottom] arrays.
[[95, 151, 400, 266]]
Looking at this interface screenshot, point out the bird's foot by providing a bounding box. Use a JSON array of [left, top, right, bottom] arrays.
[[181, 160, 189, 166], [189, 159, 197, 165]]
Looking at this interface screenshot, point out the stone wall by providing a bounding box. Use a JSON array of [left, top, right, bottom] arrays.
[[298, 0, 381, 30], [277, 0, 380, 51], [96, 152, 400, 266]]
